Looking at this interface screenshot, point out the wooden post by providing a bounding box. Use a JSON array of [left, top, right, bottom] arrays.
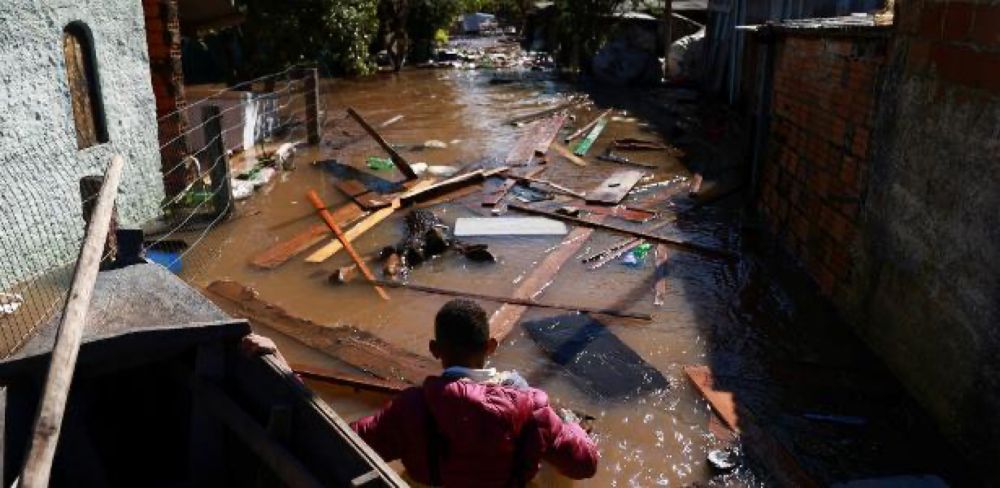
[[302, 68, 321, 145], [79, 175, 117, 268], [346, 108, 418, 180], [201, 105, 233, 220], [19, 155, 126, 488]]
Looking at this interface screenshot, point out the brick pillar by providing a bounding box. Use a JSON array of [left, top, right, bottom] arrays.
[[143, 0, 189, 200]]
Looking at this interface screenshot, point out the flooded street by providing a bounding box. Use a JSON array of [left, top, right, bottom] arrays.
[[179, 69, 964, 486]]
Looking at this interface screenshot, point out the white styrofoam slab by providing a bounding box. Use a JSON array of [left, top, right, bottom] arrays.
[[454, 217, 568, 237]]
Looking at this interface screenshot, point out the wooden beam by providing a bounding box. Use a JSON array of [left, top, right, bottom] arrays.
[[565, 109, 611, 143], [490, 220, 602, 341], [251, 202, 367, 269], [203, 281, 437, 385], [551, 142, 587, 167], [506, 100, 583, 126], [346, 107, 417, 180], [573, 117, 608, 157], [20, 155, 125, 488], [305, 205, 395, 264], [508, 203, 737, 260], [368, 280, 651, 320], [400, 169, 496, 207], [585, 169, 645, 205], [306, 190, 389, 300], [505, 115, 568, 167], [292, 364, 406, 395], [588, 239, 644, 270]]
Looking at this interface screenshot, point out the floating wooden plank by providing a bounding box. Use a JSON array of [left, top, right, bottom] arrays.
[[203, 281, 436, 386], [684, 365, 819, 488], [490, 221, 601, 341], [482, 167, 546, 207], [596, 151, 658, 169], [573, 117, 608, 157], [524, 314, 668, 399], [506, 100, 582, 126], [305, 205, 397, 264], [504, 115, 568, 167], [307, 190, 389, 300], [565, 109, 611, 143], [368, 280, 650, 320], [346, 107, 417, 179], [329, 114, 404, 150], [577, 204, 655, 223], [482, 179, 519, 206], [580, 218, 675, 263], [551, 142, 587, 167], [292, 364, 405, 395], [454, 217, 568, 237], [250, 203, 366, 270], [612, 138, 676, 152], [653, 244, 669, 306], [508, 203, 737, 260], [400, 169, 500, 206], [588, 239, 643, 270], [585, 169, 645, 205]]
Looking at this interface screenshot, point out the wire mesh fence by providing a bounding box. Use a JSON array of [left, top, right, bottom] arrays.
[[0, 64, 330, 358]]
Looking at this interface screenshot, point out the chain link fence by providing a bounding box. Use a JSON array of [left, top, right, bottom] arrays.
[[0, 65, 329, 358]]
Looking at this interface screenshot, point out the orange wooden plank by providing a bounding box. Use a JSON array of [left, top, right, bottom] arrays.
[[250, 202, 367, 269]]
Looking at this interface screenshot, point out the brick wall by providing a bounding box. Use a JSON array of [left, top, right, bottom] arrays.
[[142, 0, 188, 198], [759, 34, 887, 298]]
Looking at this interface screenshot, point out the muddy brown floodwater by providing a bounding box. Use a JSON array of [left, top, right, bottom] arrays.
[[179, 69, 967, 486]]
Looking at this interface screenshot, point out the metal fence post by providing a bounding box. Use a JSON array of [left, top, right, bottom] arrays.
[[201, 105, 233, 219]]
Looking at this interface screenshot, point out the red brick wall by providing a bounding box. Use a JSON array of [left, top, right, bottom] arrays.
[[758, 34, 887, 297], [142, 0, 189, 198], [897, 0, 1000, 91]]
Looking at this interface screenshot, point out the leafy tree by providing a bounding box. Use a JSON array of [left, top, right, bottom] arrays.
[[238, 0, 379, 78]]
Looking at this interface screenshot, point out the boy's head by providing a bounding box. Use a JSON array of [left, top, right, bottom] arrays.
[[429, 299, 498, 368]]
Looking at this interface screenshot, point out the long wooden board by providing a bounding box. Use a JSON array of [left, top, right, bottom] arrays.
[[552, 142, 587, 167], [585, 169, 645, 205], [305, 205, 397, 263], [508, 203, 736, 260], [565, 109, 611, 143], [203, 281, 436, 386], [573, 117, 608, 157], [346, 107, 417, 179], [250, 202, 366, 269], [504, 115, 568, 167], [489, 219, 602, 341]]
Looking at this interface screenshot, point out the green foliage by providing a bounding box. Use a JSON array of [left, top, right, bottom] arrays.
[[238, 0, 379, 77], [551, 0, 628, 70]]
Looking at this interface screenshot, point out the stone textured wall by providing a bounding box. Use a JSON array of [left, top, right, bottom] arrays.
[[856, 0, 1000, 470], [759, 34, 886, 297], [0, 0, 162, 288]]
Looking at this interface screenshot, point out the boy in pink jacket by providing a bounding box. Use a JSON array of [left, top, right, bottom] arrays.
[[351, 299, 600, 487]]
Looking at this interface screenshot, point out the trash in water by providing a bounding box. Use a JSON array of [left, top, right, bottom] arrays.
[[423, 139, 448, 149], [707, 448, 739, 471], [622, 242, 653, 267], [509, 184, 552, 203], [231, 179, 254, 200], [0, 293, 23, 315], [411, 162, 429, 175], [427, 165, 459, 177], [367, 156, 395, 171]]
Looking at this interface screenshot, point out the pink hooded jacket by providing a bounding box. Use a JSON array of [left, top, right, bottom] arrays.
[[351, 376, 599, 487]]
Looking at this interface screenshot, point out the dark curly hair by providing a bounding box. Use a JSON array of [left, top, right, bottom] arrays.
[[434, 299, 489, 351]]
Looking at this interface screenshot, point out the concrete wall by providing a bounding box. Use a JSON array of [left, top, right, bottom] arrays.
[[758, 6, 1000, 472], [854, 0, 1000, 470], [0, 0, 163, 289]]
